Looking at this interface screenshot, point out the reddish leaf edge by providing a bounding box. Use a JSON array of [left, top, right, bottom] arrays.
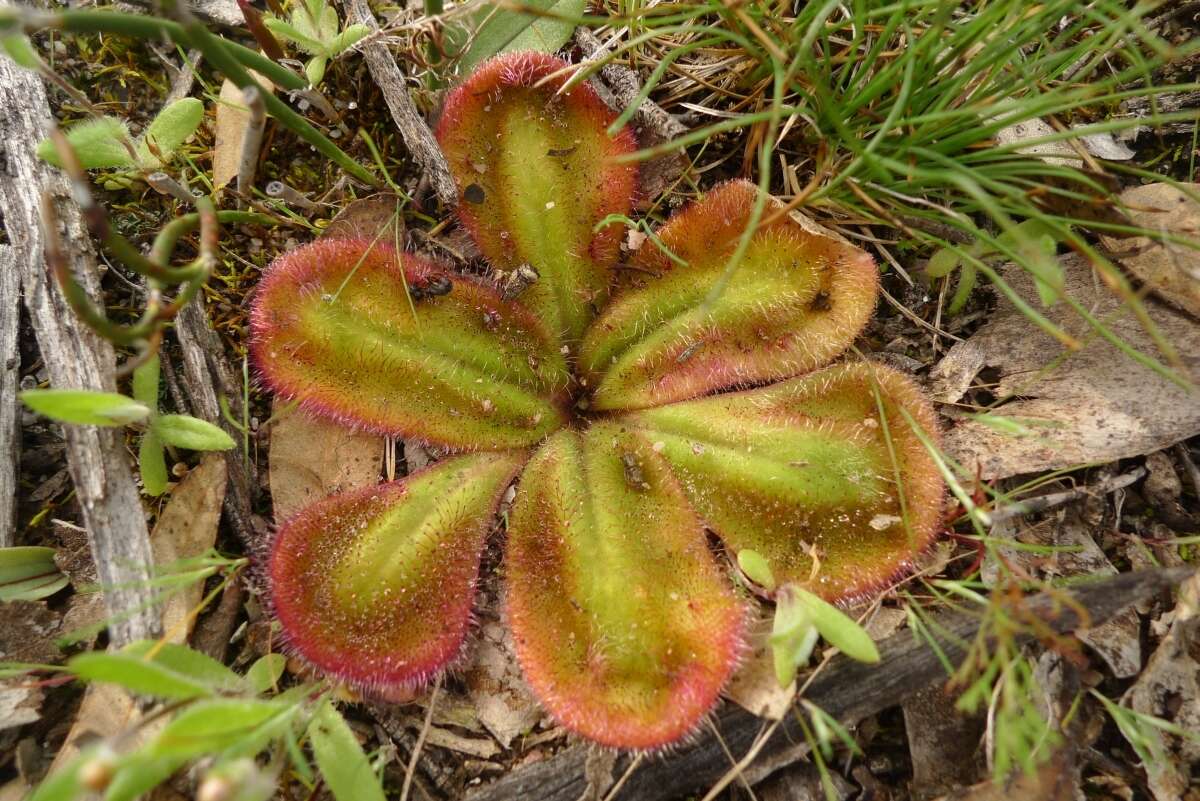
[[262, 452, 529, 699], [435, 50, 640, 289], [248, 236, 567, 450]]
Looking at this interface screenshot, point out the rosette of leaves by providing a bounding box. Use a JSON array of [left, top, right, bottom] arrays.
[[250, 52, 945, 749]]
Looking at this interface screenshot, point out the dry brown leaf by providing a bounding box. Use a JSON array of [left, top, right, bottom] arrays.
[[323, 194, 406, 242], [940, 253, 1200, 479], [723, 611, 794, 721], [1123, 571, 1200, 801], [986, 510, 1140, 678], [212, 74, 274, 191], [151, 454, 226, 643], [1101, 182, 1200, 317], [268, 403, 384, 522], [932, 749, 1078, 801], [46, 682, 143, 775]]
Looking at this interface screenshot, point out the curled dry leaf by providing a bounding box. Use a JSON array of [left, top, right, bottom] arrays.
[[151, 453, 227, 642], [1100, 182, 1200, 318], [212, 74, 275, 191], [941, 253, 1200, 479], [464, 621, 542, 749]]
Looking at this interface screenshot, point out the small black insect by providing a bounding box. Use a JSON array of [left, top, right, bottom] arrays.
[[809, 289, 832, 311], [409, 275, 453, 301]]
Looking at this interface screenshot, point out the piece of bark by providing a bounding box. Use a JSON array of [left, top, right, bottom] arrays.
[[0, 246, 19, 547], [173, 299, 257, 544], [462, 568, 1191, 801], [341, 0, 457, 208], [573, 28, 688, 201], [1123, 571, 1200, 801], [903, 685, 986, 800], [0, 51, 159, 645], [940, 253, 1200, 480]]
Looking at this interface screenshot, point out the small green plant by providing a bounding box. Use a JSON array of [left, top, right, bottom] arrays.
[[21, 354, 235, 496], [15, 637, 386, 801], [249, 52, 946, 749], [737, 550, 881, 688], [925, 219, 1062, 314], [35, 97, 204, 174], [264, 0, 370, 86]]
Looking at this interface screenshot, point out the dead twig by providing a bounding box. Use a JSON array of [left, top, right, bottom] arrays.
[[987, 467, 1148, 523], [341, 0, 457, 208]]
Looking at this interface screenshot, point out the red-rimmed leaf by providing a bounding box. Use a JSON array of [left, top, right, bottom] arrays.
[[436, 51, 638, 345], [624, 362, 945, 603], [581, 181, 879, 411], [250, 238, 569, 449], [505, 424, 745, 749], [268, 452, 526, 693]]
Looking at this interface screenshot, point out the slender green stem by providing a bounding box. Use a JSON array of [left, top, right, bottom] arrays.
[[167, 10, 382, 188], [41, 9, 307, 91]]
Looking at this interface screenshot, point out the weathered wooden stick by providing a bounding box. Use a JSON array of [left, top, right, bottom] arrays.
[[0, 52, 160, 644], [342, 0, 458, 208], [173, 300, 257, 545], [573, 28, 687, 140], [0, 245, 20, 547], [464, 567, 1192, 801]]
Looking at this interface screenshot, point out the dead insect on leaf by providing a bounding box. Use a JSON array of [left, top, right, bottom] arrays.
[[500, 263, 540, 300]]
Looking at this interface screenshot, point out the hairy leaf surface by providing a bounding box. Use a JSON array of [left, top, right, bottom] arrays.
[[581, 181, 879, 410], [437, 52, 637, 344], [625, 362, 944, 602], [250, 239, 568, 449], [505, 425, 745, 748], [269, 452, 525, 693]]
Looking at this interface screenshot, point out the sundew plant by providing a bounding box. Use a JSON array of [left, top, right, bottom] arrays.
[[250, 52, 946, 749]]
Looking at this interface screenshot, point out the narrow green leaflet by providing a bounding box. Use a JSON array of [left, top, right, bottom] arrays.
[[132, 355, 160, 408], [794, 588, 880, 664], [26, 748, 92, 801], [737, 549, 776, 591], [1, 33, 41, 70], [456, 0, 568, 74], [151, 698, 292, 759], [103, 753, 189, 801], [69, 651, 216, 700], [139, 429, 169, 496], [501, 0, 584, 56], [769, 591, 818, 687], [153, 414, 236, 451], [0, 546, 68, 602], [245, 653, 287, 694], [21, 389, 149, 427], [308, 699, 387, 801], [120, 641, 245, 692]]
